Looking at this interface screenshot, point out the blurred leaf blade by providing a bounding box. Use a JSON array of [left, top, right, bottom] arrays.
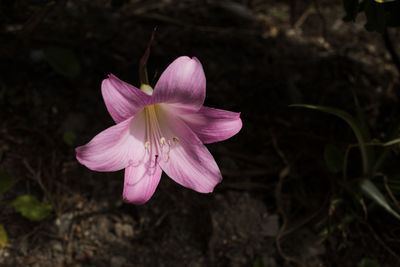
[[44, 46, 81, 78], [12, 195, 53, 222], [0, 171, 15, 194], [357, 258, 381, 267], [383, 138, 400, 146], [352, 91, 376, 166], [63, 131, 77, 146], [290, 104, 368, 174], [0, 225, 7, 250], [324, 144, 344, 173], [360, 179, 400, 219]]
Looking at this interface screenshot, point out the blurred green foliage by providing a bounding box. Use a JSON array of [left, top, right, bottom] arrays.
[[0, 171, 15, 194], [291, 102, 400, 220], [12, 195, 52, 222], [358, 258, 381, 267], [63, 131, 77, 146], [0, 225, 7, 249]]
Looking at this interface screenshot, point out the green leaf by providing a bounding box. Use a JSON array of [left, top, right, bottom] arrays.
[[373, 117, 400, 172], [382, 138, 400, 146], [290, 104, 368, 174], [0, 171, 15, 194], [360, 179, 400, 219], [343, 0, 360, 21], [374, 0, 396, 3], [63, 131, 77, 146], [44, 46, 81, 78], [324, 144, 344, 173], [0, 225, 7, 249], [352, 91, 375, 165], [358, 258, 380, 267], [318, 214, 354, 240], [12, 195, 52, 221], [352, 91, 371, 141]]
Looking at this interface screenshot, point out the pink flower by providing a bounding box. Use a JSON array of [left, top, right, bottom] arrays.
[[76, 56, 242, 204]]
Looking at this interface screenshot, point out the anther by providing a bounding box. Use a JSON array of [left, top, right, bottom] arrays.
[[160, 137, 166, 145], [173, 136, 180, 142], [145, 141, 150, 149]]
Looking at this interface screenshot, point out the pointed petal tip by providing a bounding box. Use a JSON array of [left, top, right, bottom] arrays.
[[103, 73, 119, 83], [177, 55, 199, 62], [75, 145, 88, 167], [152, 56, 206, 110], [172, 56, 202, 67], [122, 184, 156, 205], [122, 195, 148, 205], [122, 163, 162, 205], [199, 176, 222, 194], [191, 56, 200, 62]]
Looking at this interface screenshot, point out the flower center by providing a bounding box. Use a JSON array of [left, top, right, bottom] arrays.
[[142, 101, 179, 162]]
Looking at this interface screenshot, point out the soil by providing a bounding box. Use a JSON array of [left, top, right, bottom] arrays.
[[1, 0, 400, 266]]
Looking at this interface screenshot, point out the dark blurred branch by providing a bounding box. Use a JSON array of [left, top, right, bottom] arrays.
[[139, 27, 157, 85], [20, 1, 66, 37], [312, 0, 327, 39], [383, 29, 400, 74]]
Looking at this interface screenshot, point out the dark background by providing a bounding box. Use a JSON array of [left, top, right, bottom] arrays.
[[1, 0, 400, 266]]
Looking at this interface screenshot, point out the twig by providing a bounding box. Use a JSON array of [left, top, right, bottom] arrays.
[[216, 151, 271, 167], [383, 175, 400, 209], [219, 181, 274, 191], [294, 5, 315, 29], [275, 167, 306, 267], [221, 168, 276, 177], [364, 221, 400, 262], [271, 132, 306, 266], [22, 159, 57, 216], [279, 205, 325, 240], [289, 0, 297, 26], [133, 13, 259, 35], [312, 0, 327, 39]]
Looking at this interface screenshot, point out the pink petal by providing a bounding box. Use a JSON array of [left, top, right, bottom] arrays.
[[157, 107, 222, 193], [76, 112, 147, 172], [123, 158, 162, 205], [102, 74, 151, 123], [179, 106, 242, 144], [151, 56, 206, 112]]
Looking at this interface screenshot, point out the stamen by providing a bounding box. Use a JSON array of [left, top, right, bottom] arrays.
[[144, 141, 150, 149], [160, 137, 166, 145], [142, 104, 178, 163]]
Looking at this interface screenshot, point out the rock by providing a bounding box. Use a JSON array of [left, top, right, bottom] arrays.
[[110, 256, 127, 267], [115, 223, 134, 238], [51, 241, 63, 252], [55, 212, 73, 232]]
